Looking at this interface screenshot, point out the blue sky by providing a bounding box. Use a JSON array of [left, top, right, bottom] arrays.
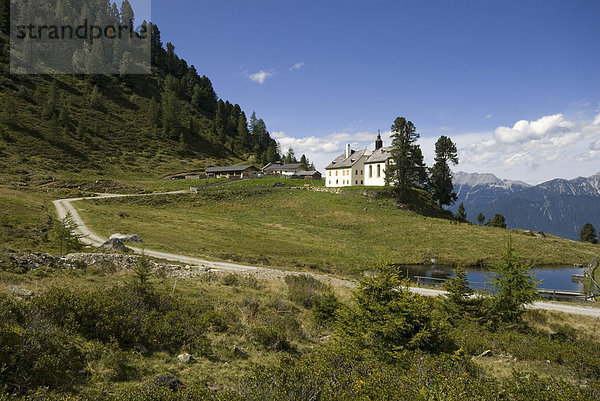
[[136, 0, 599, 183]]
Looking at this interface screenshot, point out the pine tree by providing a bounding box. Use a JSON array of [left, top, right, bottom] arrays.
[[485, 214, 507, 229], [300, 154, 308, 166], [177, 132, 187, 155], [161, 85, 179, 135], [43, 81, 59, 119], [487, 235, 539, 323], [285, 148, 296, 164], [120, 0, 135, 25], [385, 117, 427, 202], [455, 202, 467, 223], [0, 92, 16, 125], [52, 212, 85, 256], [89, 85, 103, 110], [148, 97, 161, 127], [430, 136, 459, 207], [579, 223, 598, 244], [442, 267, 483, 321], [337, 263, 445, 360], [477, 212, 485, 226], [235, 112, 250, 153]]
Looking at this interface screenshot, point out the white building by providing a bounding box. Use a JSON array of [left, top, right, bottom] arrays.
[[325, 144, 370, 187], [326, 134, 393, 187]]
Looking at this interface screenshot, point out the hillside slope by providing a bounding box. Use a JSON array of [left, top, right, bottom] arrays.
[[73, 182, 599, 273], [0, 2, 279, 182]]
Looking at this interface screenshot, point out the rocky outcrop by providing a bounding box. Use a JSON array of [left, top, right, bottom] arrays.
[[100, 238, 127, 251], [109, 233, 142, 243]]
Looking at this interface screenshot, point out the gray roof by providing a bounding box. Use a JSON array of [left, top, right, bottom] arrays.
[[264, 163, 307, 171], [365, 146, 393, 164], [294, 170, 322, 176], [325, 149, 370, 169], [205, 165, 258, 173]]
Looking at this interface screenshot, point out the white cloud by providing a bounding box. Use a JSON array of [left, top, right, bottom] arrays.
[[248, 69, 273, 84], [278, 112, 600, 184], [289, 62, 306, 71], [458, 113, 600, 183], [594, 112, 600, 126], [485, 113, 493, 119]]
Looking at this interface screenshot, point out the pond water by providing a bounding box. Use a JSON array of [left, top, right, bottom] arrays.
[[401, 265, 585, 293]]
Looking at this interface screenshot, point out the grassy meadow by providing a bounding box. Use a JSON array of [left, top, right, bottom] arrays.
[[74, 182, 599, 274]]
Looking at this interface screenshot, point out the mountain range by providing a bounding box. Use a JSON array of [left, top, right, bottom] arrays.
[[450, 171, 600, 240]]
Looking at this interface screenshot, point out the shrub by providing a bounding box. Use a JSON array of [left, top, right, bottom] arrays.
[[251, 324, 293, 352], [312, 291, 340, 324], [285, 274, 328, 309], [0, 295, 87, 394], [336, 264, 449, 360], [222, 273, 240, 286]]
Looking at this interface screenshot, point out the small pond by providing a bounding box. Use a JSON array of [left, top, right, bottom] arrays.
[[400, 265, 585, 293]]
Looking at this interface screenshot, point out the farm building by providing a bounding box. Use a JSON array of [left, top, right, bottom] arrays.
[[205, 165, 260, 178]]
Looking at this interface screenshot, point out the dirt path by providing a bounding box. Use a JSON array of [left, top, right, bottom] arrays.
[[53, 192, 600, 317]]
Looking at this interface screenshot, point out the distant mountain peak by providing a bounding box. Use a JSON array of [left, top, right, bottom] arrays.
[[452, 171, 531, 189]]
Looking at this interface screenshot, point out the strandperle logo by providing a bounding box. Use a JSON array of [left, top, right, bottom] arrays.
[[10, 0, 151, 75], [14, 19, 146, 44]]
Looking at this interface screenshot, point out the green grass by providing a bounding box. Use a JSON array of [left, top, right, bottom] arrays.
[[75, 187, 599, 274]]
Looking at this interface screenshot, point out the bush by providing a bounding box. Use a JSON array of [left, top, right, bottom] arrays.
[[285, 274, 329, 308], [32, 285, 213, 353], [312, 291, 340, 324], [0, 295, 87, 394], [251, 324, 293, 352], [336, 264, 449, 360]]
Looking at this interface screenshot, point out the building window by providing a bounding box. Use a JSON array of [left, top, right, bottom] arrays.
[[361, 180, 363, 184], [377, 164, 381, 178], [369, 165, 372, 178], [328, 180, 331, 185], [328, 171, 331, 176], [355, 170, 358, 175], [336, 170, 338, 176], [336, 179, 338, 184], [361, 170, 363, 175], [355, 180, 357, 184]]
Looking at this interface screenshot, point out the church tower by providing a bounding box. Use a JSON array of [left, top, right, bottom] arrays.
[[375, 130, 383, 150]]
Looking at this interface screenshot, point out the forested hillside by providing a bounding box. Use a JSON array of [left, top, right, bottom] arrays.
[[0, 0, 280, 180]]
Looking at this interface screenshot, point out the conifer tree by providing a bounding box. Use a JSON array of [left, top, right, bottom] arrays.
[[0, 92, 16, 125], [236, 112, 250, 153], [177, 132, 188, 155], [285, 148, 296, 164], [43, 81, 59, 119], [385, 117, 427, 202], [89, 85, 103, 110], [455, 202, 467, 222], [430, 136, 459, 207], [487, 235, 539, 322], [148, 97, 161, 127], [485, 214, 507, 229], [579, 223, 598, 244], [477, 212, 485, 226]]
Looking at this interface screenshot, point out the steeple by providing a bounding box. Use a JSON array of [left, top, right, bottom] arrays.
[[375, 130, 383, 150]]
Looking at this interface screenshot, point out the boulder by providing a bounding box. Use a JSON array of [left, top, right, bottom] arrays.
[[479, 349, 493, 358], [100, 238, 127, 251], [9, 285, 34, 298], [177, 353, 191, 363], [109, 233, 142, 243]]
